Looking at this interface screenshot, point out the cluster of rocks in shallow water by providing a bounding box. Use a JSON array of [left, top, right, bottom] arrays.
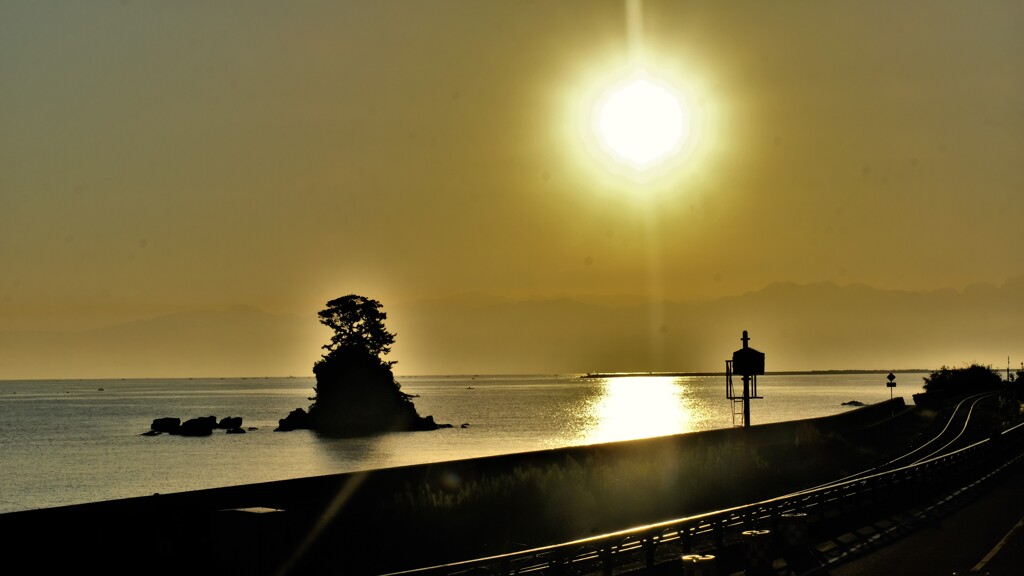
[[142, 416, 253, 437]]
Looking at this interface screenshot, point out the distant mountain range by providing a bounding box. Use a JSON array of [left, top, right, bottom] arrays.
[[3, 278, 1023, 379], [389, 277, 1024, 376], [0, 306, 325, 380]]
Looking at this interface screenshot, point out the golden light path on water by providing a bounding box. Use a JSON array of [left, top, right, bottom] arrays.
[[581, 376, 713, 444]]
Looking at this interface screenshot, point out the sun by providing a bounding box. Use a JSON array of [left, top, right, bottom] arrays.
[[594, 72, 690, 170], [566, 63, 705, 188]]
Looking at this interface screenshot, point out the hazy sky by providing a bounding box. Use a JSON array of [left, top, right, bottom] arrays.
[[2, 0, 1023, 336]]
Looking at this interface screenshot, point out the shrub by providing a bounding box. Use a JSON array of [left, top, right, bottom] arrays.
[[922, 364, 1003, 395]]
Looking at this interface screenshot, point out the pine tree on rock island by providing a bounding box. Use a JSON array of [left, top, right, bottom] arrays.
[[276, 295, 442, 434]]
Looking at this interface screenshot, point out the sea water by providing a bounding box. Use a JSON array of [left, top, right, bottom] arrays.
[[0, 372, 927, 513]]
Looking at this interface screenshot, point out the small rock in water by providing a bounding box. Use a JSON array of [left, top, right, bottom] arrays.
[[217, 416, 243, 429], [841, 400, 866, 407]]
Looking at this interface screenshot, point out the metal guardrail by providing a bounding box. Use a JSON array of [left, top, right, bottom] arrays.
[[383, 418, 1024, 576]]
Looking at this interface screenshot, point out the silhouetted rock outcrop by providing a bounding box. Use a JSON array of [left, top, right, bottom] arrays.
[[217, 416, 243, 429], [179, 416, 216, 436], [309, 348, 442, 434], [147, 415, 250, 436], [151, 417, 181, 433], [275, 408, 311, 432]]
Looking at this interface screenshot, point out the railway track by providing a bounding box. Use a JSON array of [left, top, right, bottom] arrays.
[[778, 391, 1001, 499]]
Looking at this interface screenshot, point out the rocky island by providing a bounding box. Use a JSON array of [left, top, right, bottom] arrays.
[[276, 294, 445, 434]]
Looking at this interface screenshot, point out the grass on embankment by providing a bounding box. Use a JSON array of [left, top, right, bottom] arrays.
[[365, 399, 933, 569]]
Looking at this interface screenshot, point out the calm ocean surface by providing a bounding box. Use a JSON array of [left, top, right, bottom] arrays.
[[0, 372, 927, 513]]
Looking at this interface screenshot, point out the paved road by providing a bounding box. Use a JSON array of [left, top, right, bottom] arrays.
[[822, 455, 1024, 575]]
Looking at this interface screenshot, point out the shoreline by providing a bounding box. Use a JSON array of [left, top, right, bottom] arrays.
[[582, 368, 931, 378], [0, 369, 934, 383], [0, 399, 921, 574]]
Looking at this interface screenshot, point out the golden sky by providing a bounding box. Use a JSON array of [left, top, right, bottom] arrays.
[[2, 1, 1023, 356]]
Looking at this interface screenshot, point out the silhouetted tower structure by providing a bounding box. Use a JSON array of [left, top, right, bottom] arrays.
[[725, 330, 765, 427]]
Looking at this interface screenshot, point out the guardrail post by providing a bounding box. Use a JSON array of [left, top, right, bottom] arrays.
[[778, 513, 808, 550], [211, 507, 291, 576], [714, 520, 725, 551], [550, 551, 567, 576], [678, 526, 691, 556], [741, 529, 773, 576], [778, 512, 815, 574], [680, 554, 716, 576], [643, 537, 656, 569]]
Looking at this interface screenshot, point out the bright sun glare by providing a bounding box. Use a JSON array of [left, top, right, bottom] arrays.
[[585, 376, 693, 443], [595, 74, 689, 170]]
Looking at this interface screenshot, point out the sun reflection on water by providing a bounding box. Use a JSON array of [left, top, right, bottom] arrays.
[[582, 376, 703, 444]]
